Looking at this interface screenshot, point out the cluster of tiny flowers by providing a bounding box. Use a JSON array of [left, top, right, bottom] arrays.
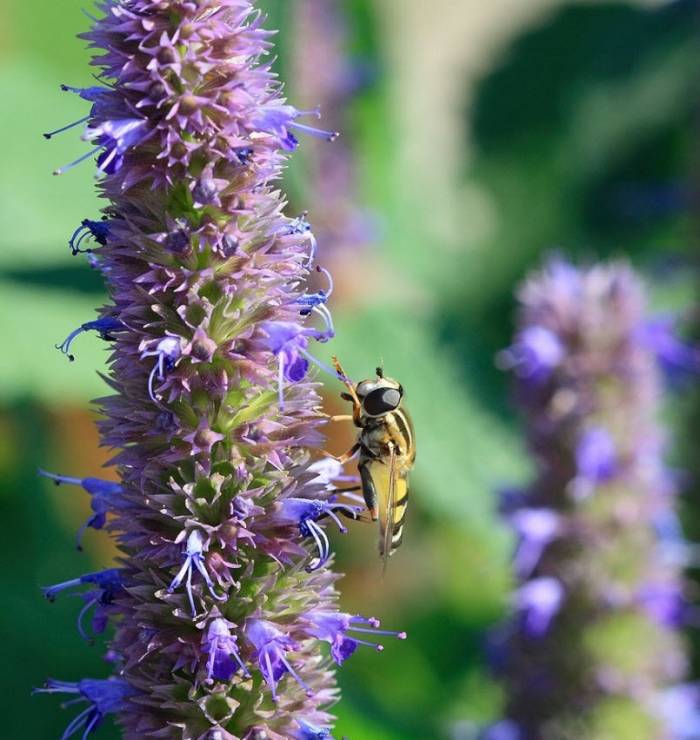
[[489, 260, 696, 739], [35, 2, 403, 738]]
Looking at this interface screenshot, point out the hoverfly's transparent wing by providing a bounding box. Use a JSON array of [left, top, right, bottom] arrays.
[[381, 442, 398, 574]]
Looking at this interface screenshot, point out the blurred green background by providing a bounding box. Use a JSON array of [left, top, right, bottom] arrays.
[[1, 1, 698, 737]]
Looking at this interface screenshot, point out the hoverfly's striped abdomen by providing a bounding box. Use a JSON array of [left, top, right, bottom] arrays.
[[362, 407, 414, 559]]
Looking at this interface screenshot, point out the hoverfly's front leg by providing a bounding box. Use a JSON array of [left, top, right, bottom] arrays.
[[332, 355, 362, 426]]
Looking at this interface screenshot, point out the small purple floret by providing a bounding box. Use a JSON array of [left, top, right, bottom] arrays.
[[499, 326, 564, 383], [69, 218, 111, 255], [245, 619, 311, 701], [302, 610, 406, 665], [514, 577, 564, 638], [42, 568, 124, 640], [575, 426, 617, 486], [201, 617, 249, 683], [167, 530, 226, 616], [294, 719, 333, 739], [55, 317, 125, 362], [38, 469, 123, 550], [33, 677, 134, 739], [273, 497, 360, 571]]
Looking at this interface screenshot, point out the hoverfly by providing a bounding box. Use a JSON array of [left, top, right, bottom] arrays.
[[331, 357, 415, 568]]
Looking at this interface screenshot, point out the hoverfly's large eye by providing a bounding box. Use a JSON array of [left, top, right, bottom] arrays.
[[363, 387, 401, 416]]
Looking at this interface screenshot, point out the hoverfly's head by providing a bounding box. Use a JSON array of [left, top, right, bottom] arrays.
[[355, 367, 404, 418]]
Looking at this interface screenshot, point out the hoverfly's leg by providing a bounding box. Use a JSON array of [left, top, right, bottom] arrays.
[[384, 414, 408, 456], [329, 485, 362, 494], [334, 442, 361, 465], [359, 461, 379, 521], [326, 414, 354, 423], [332, 355, 363, 425]]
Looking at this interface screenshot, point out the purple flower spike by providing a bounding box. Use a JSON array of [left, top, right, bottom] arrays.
[[38, 469, 123, 550], [496, 260, 689, 736], [39, 2, 400, 735], [55, 317, 125, 362], [33, 677, 134, 739], [167, 530, 226, 616], [42, 568, 124, 641], [245, 619, 312, 701], [202, 617, 250, 683], [514, 577, 564, 638]]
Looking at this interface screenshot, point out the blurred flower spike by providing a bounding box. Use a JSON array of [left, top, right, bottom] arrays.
[[491, 260, 691, 738], [35, 1, 402, 737]]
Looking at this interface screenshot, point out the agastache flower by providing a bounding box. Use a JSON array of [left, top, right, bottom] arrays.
[[38, 2, 402, 736], [514, 577, 564, 639], [33, 678, 134, 739], [492, 260, 690, 737], [42, 568, 124, 641], [294, 719, 333, 739], [167, 530, 226, 616], [55, 316, 125, 362], [38, 469, 123, 549], [575, 426, 617, 485], [201, 617, 249, 683], [497, 325, 564, 383], [509, 509, 560, 578], [68, 218, 111, 255], [245, 619, 312, 701], [258, 318, 336, 408], [139, 336, 182, 403], [302, 610, 407, 664], [637, 315, 700, 382], [268, 497, 360, 572], [252, 105, 339, 151]]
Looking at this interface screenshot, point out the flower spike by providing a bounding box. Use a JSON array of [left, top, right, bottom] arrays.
[[38, 2, 401, 735]]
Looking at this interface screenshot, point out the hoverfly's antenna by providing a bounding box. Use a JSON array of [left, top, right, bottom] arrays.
[[376, 366, 384, 379]]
